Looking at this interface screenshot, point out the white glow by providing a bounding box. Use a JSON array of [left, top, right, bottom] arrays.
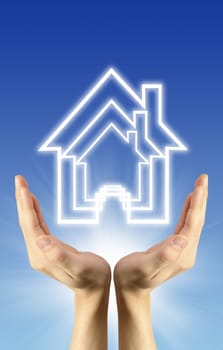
[[38, 67, 188, 225]]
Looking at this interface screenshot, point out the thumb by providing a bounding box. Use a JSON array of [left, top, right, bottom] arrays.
[[36, 235, 82, 276], [142, 235, 188, 276]]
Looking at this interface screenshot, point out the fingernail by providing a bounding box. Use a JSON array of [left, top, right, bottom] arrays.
[[173, 236, 188, 250], [36, 237, 52, 251]]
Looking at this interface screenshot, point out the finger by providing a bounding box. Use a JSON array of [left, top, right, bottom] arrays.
[[15, 175, 29, 192], [200, 174, 208, 217], [181, 185, 204, 239], [19, 185, 43, 237], [15, 175, 28, 224], [175, 174, 208, 235], [174, 192, 192, 235], [31, 193, 50, 234], [195, 173, 208, 207], [190, 174, 208, 228], [202, 193, 208, 223], [194, 173, 208, 189]]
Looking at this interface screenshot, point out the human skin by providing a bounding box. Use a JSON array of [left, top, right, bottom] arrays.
[[114, 174, 208, 350], [15, 175, 111, 350], [15, 174, 208, 350]]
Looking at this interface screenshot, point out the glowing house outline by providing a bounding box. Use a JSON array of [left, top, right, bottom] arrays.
[[39, 67, 187, 224]]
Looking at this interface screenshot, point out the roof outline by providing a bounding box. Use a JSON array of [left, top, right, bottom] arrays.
[[77, 122, 150, 163], [38, 67, 187, 153], [64, 99, 135, 156]]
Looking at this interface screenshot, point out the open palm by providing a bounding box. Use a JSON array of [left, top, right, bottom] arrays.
[[15, 175, 111, 292], [114, 174, 208, 292]]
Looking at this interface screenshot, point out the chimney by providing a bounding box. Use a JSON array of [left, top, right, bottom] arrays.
[[134, 111, 148, 138], [127, 131, 137, 149], [141, 85, 162, 127]]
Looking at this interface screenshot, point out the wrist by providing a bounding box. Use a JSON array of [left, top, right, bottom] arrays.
[[115, 287, 156, 350], [75, 282, 110, 313], [70, 285, 110, 350], [115, 284, 152, 317]]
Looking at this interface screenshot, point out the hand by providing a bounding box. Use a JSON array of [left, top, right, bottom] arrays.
[[114, 174, 208, 350], [15, 175, 111, 293], [15, 175, 111, 350], [114, 174, 208, 293]]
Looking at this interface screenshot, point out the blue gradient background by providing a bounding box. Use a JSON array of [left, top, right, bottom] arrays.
[[0, 4, 223, 350]]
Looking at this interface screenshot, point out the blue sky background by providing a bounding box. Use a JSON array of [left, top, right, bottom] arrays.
[[0, 3, 223, 349]]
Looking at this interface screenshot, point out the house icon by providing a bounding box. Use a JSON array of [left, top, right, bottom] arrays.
[[39, 67, 187, 224]]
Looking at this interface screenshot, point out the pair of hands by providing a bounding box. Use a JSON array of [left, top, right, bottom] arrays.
[[15, 174, 208, 297]]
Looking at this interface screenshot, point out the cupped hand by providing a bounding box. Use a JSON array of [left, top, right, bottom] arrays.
[[15, 175, 111, 294], [114, 174, 208, 293]]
